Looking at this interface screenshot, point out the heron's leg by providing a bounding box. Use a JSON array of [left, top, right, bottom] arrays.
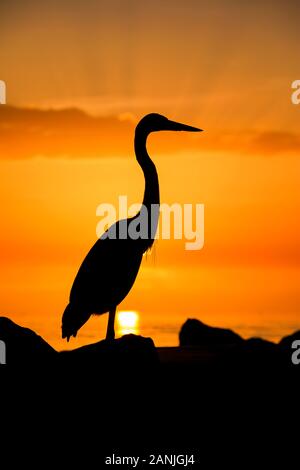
[[106, 307, 116, 341]]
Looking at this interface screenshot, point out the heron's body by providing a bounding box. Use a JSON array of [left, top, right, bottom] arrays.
[[62, 113, 201, 341], [69, 222, 144, 315]]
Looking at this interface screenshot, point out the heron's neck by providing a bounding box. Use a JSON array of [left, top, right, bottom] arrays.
[[134, 129, 160, 210], [134, 128, 160, 249]]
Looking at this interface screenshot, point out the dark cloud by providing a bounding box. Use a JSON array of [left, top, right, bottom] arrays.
[[251, 131, 300, 154], [0, 105, 299, 159], [0, 105, 135, 159]]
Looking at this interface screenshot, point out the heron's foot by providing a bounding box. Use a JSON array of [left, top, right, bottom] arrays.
[[105, 330, 115, 343]]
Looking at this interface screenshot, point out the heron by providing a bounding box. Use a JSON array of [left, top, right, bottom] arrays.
[[62, 113, 202, 342]]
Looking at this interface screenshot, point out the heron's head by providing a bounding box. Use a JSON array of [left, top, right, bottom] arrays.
[[136, 113, 202, 134], [62, 303, 91, 342]]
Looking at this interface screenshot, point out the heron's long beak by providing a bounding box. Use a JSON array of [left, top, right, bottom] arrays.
[[166, 119, 203, 132]]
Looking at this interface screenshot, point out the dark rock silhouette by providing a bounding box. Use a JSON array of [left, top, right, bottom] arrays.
[[279, 330, 300, 350], [2, 315, 296, 468], [0, 316, 158, 369], [278, 330, 300, 367], [1, 316, 299, 378], [177, 319, 296, 376], [61, 334, 159, 368], [179, 318, 243, 347], [216, 336, 284, 374], [0, 316, 57, 364]]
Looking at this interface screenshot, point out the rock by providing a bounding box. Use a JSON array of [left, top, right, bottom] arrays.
[[0, 316, 159, 369], [0, 316, 159, 370], [279, 330, 300, 350], [0, 316, 57, 364], [217, 337, 282, 373], [179, 318, 243, 347], [60, 333, 159, 369], [278, 331, 300, 368]]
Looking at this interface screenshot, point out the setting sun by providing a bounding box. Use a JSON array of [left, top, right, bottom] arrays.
[[117, 311, 139, 336]]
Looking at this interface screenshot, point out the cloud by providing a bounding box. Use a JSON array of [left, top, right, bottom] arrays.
[[0, 105, 135, 159], [0, 105, 299, 159], [250, 131, 300, 154]]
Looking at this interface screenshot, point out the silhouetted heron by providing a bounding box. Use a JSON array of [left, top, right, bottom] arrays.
[[62, 113, 202, 341]]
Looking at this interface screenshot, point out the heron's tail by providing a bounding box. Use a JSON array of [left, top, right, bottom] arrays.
[[61, 303, 91, 342]]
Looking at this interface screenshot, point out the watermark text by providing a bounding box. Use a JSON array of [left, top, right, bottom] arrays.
[[96, 196, 204, 251], [0, 340, 6, 364], [0, 80, 6, 104], [291, 80, 300, 105]]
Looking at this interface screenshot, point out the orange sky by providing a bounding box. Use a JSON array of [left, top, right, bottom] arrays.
[[0, 0, 299, 349]]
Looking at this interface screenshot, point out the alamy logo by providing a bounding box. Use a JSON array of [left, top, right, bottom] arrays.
[[0, 80, 6, 104], [291, 80, 300, 105], [291, 340, 300, 365], [96, 196, 204, 250], [0, 340, 6, 364]]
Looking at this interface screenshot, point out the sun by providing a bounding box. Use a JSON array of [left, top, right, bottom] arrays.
[[117, 310, 139, 336], [118, 310, 139, 328]]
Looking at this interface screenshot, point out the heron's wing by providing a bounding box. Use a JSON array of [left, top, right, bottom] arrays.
[[69, 222, 143, 310]]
